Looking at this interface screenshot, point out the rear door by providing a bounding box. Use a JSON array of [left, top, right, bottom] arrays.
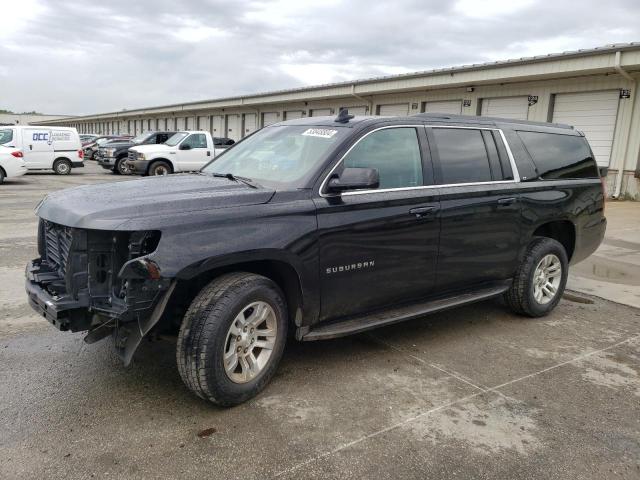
[[427, 126, 521, 291], [22, 128, 53, 168], [315, 125, 440, 321]]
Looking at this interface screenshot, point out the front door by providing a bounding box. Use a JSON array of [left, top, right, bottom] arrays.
[[22, 129, 53, 168], [315, 126, 440, 321], [177, 133, 210, 171], [426, 126, 521, 291]]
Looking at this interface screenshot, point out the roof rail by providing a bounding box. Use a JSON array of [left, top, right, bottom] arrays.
[[411, 112, 573, 129]]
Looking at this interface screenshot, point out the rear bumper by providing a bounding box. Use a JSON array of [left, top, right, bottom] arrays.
[[572, 216, 607, 265], [71, 161, 84, 168]]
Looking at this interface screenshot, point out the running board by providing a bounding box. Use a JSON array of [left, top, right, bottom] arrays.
[[302, 284, 509, 341]]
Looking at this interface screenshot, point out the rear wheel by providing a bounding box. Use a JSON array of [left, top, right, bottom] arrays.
[[148, 161, 172, 176], [53, 159, 71, 175], [504, 237, 568, 317], [0, 168, 5, 184], [114, 157, 129, 175], [176, 273, 288, 406]]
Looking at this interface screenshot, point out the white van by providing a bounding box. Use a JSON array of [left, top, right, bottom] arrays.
[[0, 126, 84, 174]]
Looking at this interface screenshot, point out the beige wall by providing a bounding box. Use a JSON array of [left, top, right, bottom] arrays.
[[46, 72, 640, 199]]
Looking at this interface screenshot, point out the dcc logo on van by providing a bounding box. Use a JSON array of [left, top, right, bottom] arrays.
[[32, 132, 49, 142]]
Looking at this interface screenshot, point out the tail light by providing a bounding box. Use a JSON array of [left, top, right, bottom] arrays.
[[78, 149, 84, 159], [10, 151, 23, 158]]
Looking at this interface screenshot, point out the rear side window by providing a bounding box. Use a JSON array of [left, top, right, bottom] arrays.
[[517, 131, 598, 179], [431, 128, 492, 184], [343, 127, 423, 189]]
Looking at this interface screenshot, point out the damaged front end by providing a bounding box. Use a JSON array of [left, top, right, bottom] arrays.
[[25, 219, 172, 365]]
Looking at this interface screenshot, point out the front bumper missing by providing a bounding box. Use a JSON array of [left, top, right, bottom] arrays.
[[125, 159, 150, 174], [25, 259, 91, 331]]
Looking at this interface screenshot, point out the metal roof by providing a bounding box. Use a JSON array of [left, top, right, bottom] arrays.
[[49, 42, 640, 120]]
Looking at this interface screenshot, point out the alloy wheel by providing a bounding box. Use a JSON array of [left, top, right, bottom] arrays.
[[223, 301, 277, 383], [532, 254, 562, 305]]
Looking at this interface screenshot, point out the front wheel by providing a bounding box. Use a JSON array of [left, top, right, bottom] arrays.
[[504, 237, 568, 317], [53, 159, 71, 175], [114, 157, 129, 175], [148, 161, 172, 176], [176, 273, 288, 406]]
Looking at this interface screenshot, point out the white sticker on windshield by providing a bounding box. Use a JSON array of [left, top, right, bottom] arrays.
[[302, 128, 338, 139]]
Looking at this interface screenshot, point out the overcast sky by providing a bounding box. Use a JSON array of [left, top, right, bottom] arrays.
[[2, 0, 640, 115]]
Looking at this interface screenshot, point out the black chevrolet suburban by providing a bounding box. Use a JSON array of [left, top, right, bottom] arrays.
[[96, 131, 177, 174], [25, 111, 606, 406]]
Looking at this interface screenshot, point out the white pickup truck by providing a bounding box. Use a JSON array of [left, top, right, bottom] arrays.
[[125, 131, 227, 176]]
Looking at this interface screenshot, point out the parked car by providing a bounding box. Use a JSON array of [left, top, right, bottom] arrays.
[[0, 126, 83, 174], [25, 112, 606, 406], [83, 136, 130, 160], [96, 131, 177, 175], [80, 134, 99, 144], [0, 145, 28, 183], [125, 130, 227, 176]]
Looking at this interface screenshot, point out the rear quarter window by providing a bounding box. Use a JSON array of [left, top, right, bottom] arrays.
[[517, 131, 599, 179]]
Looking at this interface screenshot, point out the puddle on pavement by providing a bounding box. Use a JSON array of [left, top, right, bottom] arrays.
[[571, 256, 640, 286]]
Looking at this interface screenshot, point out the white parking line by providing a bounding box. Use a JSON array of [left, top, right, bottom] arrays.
[[272, 333, 640, 478]]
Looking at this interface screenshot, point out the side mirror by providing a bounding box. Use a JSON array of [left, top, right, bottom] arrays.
[[180, 143, 192, 150], [327, 167, 379, 193]]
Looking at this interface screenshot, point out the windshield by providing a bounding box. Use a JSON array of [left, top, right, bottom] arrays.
[[202, 125, 348, 188], [165, 132, 189, 146], [131, 133, 151, 144], [0, 129, 14, 145]]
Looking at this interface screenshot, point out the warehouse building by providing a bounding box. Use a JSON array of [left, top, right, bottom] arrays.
[[37, 43, 640, 199]]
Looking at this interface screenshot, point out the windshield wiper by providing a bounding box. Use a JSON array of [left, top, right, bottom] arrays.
[[211, 172, 260, 189]]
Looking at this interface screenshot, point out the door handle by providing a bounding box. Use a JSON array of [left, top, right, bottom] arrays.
[[207, 151, 211, 156], [497, 197, 516, 206], [409, 206, 438, 218]]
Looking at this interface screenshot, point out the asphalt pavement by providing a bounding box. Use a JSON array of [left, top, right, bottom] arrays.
[[1, 163, 639, 479]]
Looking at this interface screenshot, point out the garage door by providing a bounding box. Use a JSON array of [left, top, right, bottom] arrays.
[[211, 115, 224, 135], [423, 100, 462, 115], [481, 97, 529, 120], [377, 103, 410, 116], [262, 112, 279, 127], [309, 108, 332, 117], [341, 106, 368, 116], [176, 117, 185, 130], [552, 91, 620, 166], [226, 114, 241, 140], [197, 116, 209, 131], [244, 113, 257, 136], [284, 110, 304, 120]]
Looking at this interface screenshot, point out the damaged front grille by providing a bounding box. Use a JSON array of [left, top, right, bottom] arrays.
[[128, 150, 137, 162], [43, 221, 74, 278]]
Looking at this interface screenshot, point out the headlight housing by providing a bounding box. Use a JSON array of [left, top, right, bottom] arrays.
[[137, 152, 145, 160], [105, 148, 116, 156]]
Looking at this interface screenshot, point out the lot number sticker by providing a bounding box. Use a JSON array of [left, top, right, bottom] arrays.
[[302, 128, 337, 139]]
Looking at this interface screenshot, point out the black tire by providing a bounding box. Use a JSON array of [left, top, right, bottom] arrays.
[[114, 157, 129, 175], [504, 237, 568, 317], [0, 168, 5, 184], [148, 160, 172, 176], [176, 272, 288, 406], [53, 159, 72, 175]]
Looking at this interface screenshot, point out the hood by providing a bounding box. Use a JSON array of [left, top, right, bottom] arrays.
[[131, 144, 172, 153], [37, 173, 275, 230], [101, 141, 133, 148]]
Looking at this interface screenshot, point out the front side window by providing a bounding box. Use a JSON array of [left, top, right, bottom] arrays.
[[342, 127, 423, 189], [182, 134, 207, 149], [517, 131, 599, 179], [432, 128, 492, 184], [0, 129, 14, 145]]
